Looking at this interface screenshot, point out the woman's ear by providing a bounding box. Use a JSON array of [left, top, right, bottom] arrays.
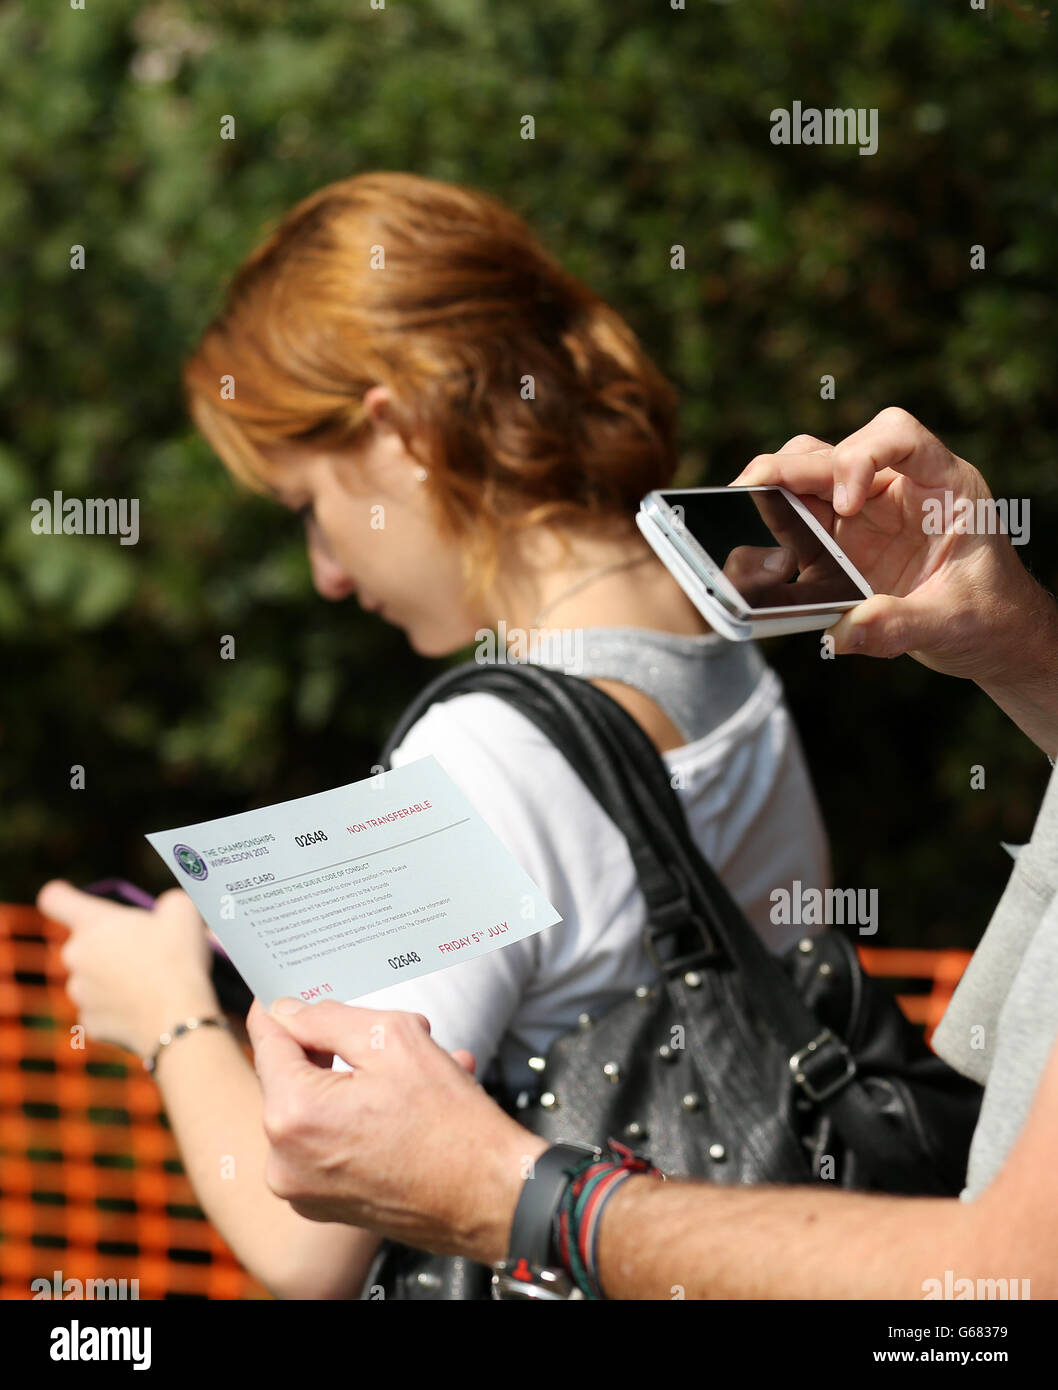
[[362, 384, 397, 431], [360, 384, 418, 465], [360, 386, 432, 495]]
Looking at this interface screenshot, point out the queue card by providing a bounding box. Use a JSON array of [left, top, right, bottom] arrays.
[[145, 756, 561, 1006]]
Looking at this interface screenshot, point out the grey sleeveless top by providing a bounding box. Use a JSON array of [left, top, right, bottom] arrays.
[[525, 625, 767, 745]]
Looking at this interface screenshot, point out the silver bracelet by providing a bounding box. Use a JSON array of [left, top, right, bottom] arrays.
[[143, 1015, 230, 1075]]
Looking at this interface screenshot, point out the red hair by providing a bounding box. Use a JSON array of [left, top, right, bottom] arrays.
[[183, 171, 678, 593]]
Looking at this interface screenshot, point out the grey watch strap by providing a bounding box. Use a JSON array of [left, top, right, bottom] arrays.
[[507, 1141, 600, 1269]]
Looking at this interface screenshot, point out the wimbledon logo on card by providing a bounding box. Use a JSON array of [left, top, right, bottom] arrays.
[[173, 844, 209, 881]]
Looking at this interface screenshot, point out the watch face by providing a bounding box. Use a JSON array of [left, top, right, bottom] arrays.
[[490, 1265, 573, 1301]]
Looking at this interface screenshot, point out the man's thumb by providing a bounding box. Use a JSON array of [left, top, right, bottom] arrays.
[[268, 999, 364, 1057], [829, 592, 940, 660], [450, 1048, 477, 1077], [268, 1000, 431, 1067]]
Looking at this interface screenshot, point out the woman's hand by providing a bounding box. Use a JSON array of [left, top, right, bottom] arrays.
[[732, 407, 1058, 689], [37, 882, 221, 1060]]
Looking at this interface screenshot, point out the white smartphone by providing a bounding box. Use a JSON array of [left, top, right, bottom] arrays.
[[637, 485, 873, 640]]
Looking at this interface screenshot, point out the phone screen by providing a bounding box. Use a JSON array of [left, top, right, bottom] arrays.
[[659, 488, 868, 612]]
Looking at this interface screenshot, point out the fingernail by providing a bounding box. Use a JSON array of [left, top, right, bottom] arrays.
[[271, 997, 305, 1016], [762, 550, 788, 572], [842, 626, 866, 650], [833, 483, 849, 512]]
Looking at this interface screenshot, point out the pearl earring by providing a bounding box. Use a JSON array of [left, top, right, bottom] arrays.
[[414, 466, 429, 483]]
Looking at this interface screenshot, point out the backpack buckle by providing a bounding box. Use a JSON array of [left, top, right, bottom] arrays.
[[644, 890, 718, 977], [788, 1030, 856, 1102]]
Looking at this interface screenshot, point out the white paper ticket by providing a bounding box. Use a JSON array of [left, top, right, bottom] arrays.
[[145, 756, 561, 1005]]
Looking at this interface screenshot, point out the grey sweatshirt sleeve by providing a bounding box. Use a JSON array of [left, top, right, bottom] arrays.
[[931, 761, 1058, 1196]]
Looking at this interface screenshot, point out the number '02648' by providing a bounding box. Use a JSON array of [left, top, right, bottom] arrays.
[[388, 952, 421, 970]]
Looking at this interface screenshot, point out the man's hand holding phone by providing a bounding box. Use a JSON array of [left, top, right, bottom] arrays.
[[732, 407, 1058, 755]]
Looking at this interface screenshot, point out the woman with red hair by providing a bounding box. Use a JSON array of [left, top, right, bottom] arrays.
[[42, 172, 830, 1298]]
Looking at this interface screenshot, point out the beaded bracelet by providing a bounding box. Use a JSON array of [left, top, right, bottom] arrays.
[[143, 1016, 230, 1075]]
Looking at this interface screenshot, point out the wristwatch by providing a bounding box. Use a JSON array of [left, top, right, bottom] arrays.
[[490, 1141, 601, 1300]]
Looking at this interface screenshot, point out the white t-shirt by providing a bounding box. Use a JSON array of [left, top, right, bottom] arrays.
[[352, 642, 830, 1094]]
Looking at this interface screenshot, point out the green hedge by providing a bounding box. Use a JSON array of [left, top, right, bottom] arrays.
[[3, 1, 1056, 947]]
